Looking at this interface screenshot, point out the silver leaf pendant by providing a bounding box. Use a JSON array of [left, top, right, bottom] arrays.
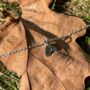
[[45, 45, 57, 57]]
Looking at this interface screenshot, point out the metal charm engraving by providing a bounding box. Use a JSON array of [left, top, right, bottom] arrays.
[[45, 45, 57, 57]]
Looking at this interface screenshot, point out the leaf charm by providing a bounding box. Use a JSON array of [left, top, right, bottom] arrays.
[[45, 45, 57, 57]]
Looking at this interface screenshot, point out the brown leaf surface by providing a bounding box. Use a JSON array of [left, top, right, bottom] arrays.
[[21, 0, 90, 90], [0, 17, 29, 90], [0, 0, 90, 90]]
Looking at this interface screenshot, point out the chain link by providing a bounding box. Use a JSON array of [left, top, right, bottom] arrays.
[[0, 24, 90, 58]]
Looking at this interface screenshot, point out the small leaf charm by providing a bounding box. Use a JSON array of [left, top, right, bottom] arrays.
[[45, 45, 57, 57]]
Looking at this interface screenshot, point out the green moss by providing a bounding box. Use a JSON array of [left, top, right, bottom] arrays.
[[63, 0, 90, 24]]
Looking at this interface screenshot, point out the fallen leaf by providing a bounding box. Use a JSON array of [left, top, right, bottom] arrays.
[[0, 0, 90, 90], [21, 0, 90, 90]]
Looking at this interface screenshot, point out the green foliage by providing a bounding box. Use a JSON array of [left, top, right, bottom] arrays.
[[0, 0, 22, 24], [51, 0, 56, 9], [87, 87, 90, 90], [85, 37, 90, 46], [0, 61, 20, 90], [63, 0, 90, 24]]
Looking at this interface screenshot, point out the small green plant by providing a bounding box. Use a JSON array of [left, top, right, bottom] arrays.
[[0, 0, 22, 24], [51, 0, 56, 9], [85, 37, 90, 46], [0, 61, 20, 90], [63, 0, 90, 24]]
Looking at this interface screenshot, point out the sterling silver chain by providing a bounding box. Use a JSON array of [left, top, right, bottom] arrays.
[[0, 24, 90, 58]]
